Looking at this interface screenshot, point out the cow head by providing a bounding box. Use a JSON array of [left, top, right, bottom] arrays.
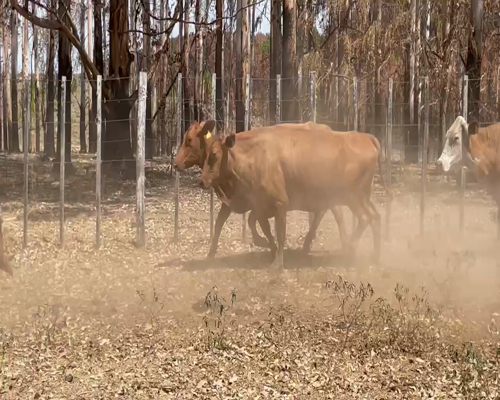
[[437, 116, 478, 173], [200, 133, 236, 189], [174, 119, 216, 171]]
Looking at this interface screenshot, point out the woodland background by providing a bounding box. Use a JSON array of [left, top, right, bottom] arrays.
[[0, 0, 499, 170]]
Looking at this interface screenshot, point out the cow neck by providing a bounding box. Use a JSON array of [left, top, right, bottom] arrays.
[[468, 133, 497, 179]]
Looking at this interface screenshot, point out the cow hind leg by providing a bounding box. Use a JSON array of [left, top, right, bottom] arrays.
[[248, 211, 271, 249], [302, 211, 326, 254], [207, 203, 232, 258], [346, 198, 371, 262], [365, 199, 382, 263], [258, 217, 278, 254], [331, 206, 348, 251], [271, 208, 287, 269]]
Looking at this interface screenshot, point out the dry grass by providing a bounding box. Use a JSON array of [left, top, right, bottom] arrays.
[[0, 154, 499, 399]]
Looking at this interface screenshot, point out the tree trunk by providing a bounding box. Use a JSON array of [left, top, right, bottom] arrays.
[[33, 5, 41, 153], [215, 0, 224, 133], [143, 0, 154, 159], [22, 3, 29, 152], [11, 11, 20, 153], [282, 0, 297, 123], [269, 0, 281, 124], [0, 21, 4, 151], [128, 0, 137, 155], [90, 0, 104, 155], [80, 0, 87, 153], [182, 0, 191, 134], [235, 0, 249, 134], [405, 0, 418, 163], [87, 0, 93, 152], [226, 0, 234, 132], [57, 0, 73, 165], [105, 0, 134, 168], [2, 19, 11, 152], [159, 0, 166, 154], [46, 0, 56, 157], [296, 0, 304, 122], [466, 0, 484, 123], [194, 0, 203, 121]]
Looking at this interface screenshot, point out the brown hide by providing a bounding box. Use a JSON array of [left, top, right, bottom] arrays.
[[202, 128, 386, 267], [174, 121, 331, 171], [468, 121, 500, 180], [468, 121, 500, 237], [175, 120, 348, 258]]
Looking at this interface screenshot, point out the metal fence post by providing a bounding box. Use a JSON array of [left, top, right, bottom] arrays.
[[386, 78, 393, 240], [23, 77, 30, 249], [174, 73, 182, 243], [460, 75, 468, 232], [353, 76, 358, 131], [136, 71, 147, 247], [352, 75, 359, 230], [242, 74, 250, 242], [309, 71, 316, 228], [210, 72, 216, 241], [497, 67, 500, 121], [298, 68, 303, 121], [420, 77, 429, 236], [96, 75, 102, 249], [60, 76, 66, 249], [310, 71, 316, 123], [276, 74, 281, 124]]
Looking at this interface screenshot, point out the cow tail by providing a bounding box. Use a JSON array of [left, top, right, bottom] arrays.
[[371, 135, 393, 200]]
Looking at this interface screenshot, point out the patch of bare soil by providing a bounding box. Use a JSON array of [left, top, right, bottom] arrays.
[[0, 156, 499, 398]]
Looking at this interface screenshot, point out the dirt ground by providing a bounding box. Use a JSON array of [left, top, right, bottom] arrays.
[[0, 154, 499, 399]]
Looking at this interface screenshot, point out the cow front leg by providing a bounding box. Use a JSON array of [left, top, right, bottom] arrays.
[[271, 208, 287, 269], [302, 211, 326, 253], [248, 211, 271, 248], [207, 203, 232, 258]]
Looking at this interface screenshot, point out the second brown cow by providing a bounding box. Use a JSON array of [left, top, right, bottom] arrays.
[[201, 127, 390, 268]]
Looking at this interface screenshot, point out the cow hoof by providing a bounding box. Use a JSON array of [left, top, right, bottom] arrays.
[[207, 250, 216, 259], [270, 260, 283, 269], [302, 243, 312, 254]]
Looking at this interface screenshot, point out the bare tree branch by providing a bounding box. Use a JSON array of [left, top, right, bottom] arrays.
[[13, 0, 112, 101]]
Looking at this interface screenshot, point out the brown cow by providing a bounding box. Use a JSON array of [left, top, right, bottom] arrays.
[[174, 120, 348, 257], [200, 127, 389, 268], [437, 116, 500, 237]]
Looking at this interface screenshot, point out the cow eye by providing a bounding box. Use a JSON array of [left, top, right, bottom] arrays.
[[185, 137, 191, 146]]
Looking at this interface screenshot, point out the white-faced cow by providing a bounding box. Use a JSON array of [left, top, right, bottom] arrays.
[[437, 116, 500, 237], [200, 127, 390, 268], [174, 120, 348, 257]]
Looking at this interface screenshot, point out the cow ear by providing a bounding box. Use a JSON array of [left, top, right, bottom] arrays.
[[224, 134, 236, 148], [468, 120, 479, 135], [197, 120, 216, 138]]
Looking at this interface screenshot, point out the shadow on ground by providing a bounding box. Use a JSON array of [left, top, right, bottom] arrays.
[[167, 249, 349, 272]]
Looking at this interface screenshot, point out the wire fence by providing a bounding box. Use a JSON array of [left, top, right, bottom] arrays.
[[0, 71, 499, 250]]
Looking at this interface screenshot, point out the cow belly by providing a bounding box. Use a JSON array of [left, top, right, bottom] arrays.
[[287, 189, 345, 212]]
